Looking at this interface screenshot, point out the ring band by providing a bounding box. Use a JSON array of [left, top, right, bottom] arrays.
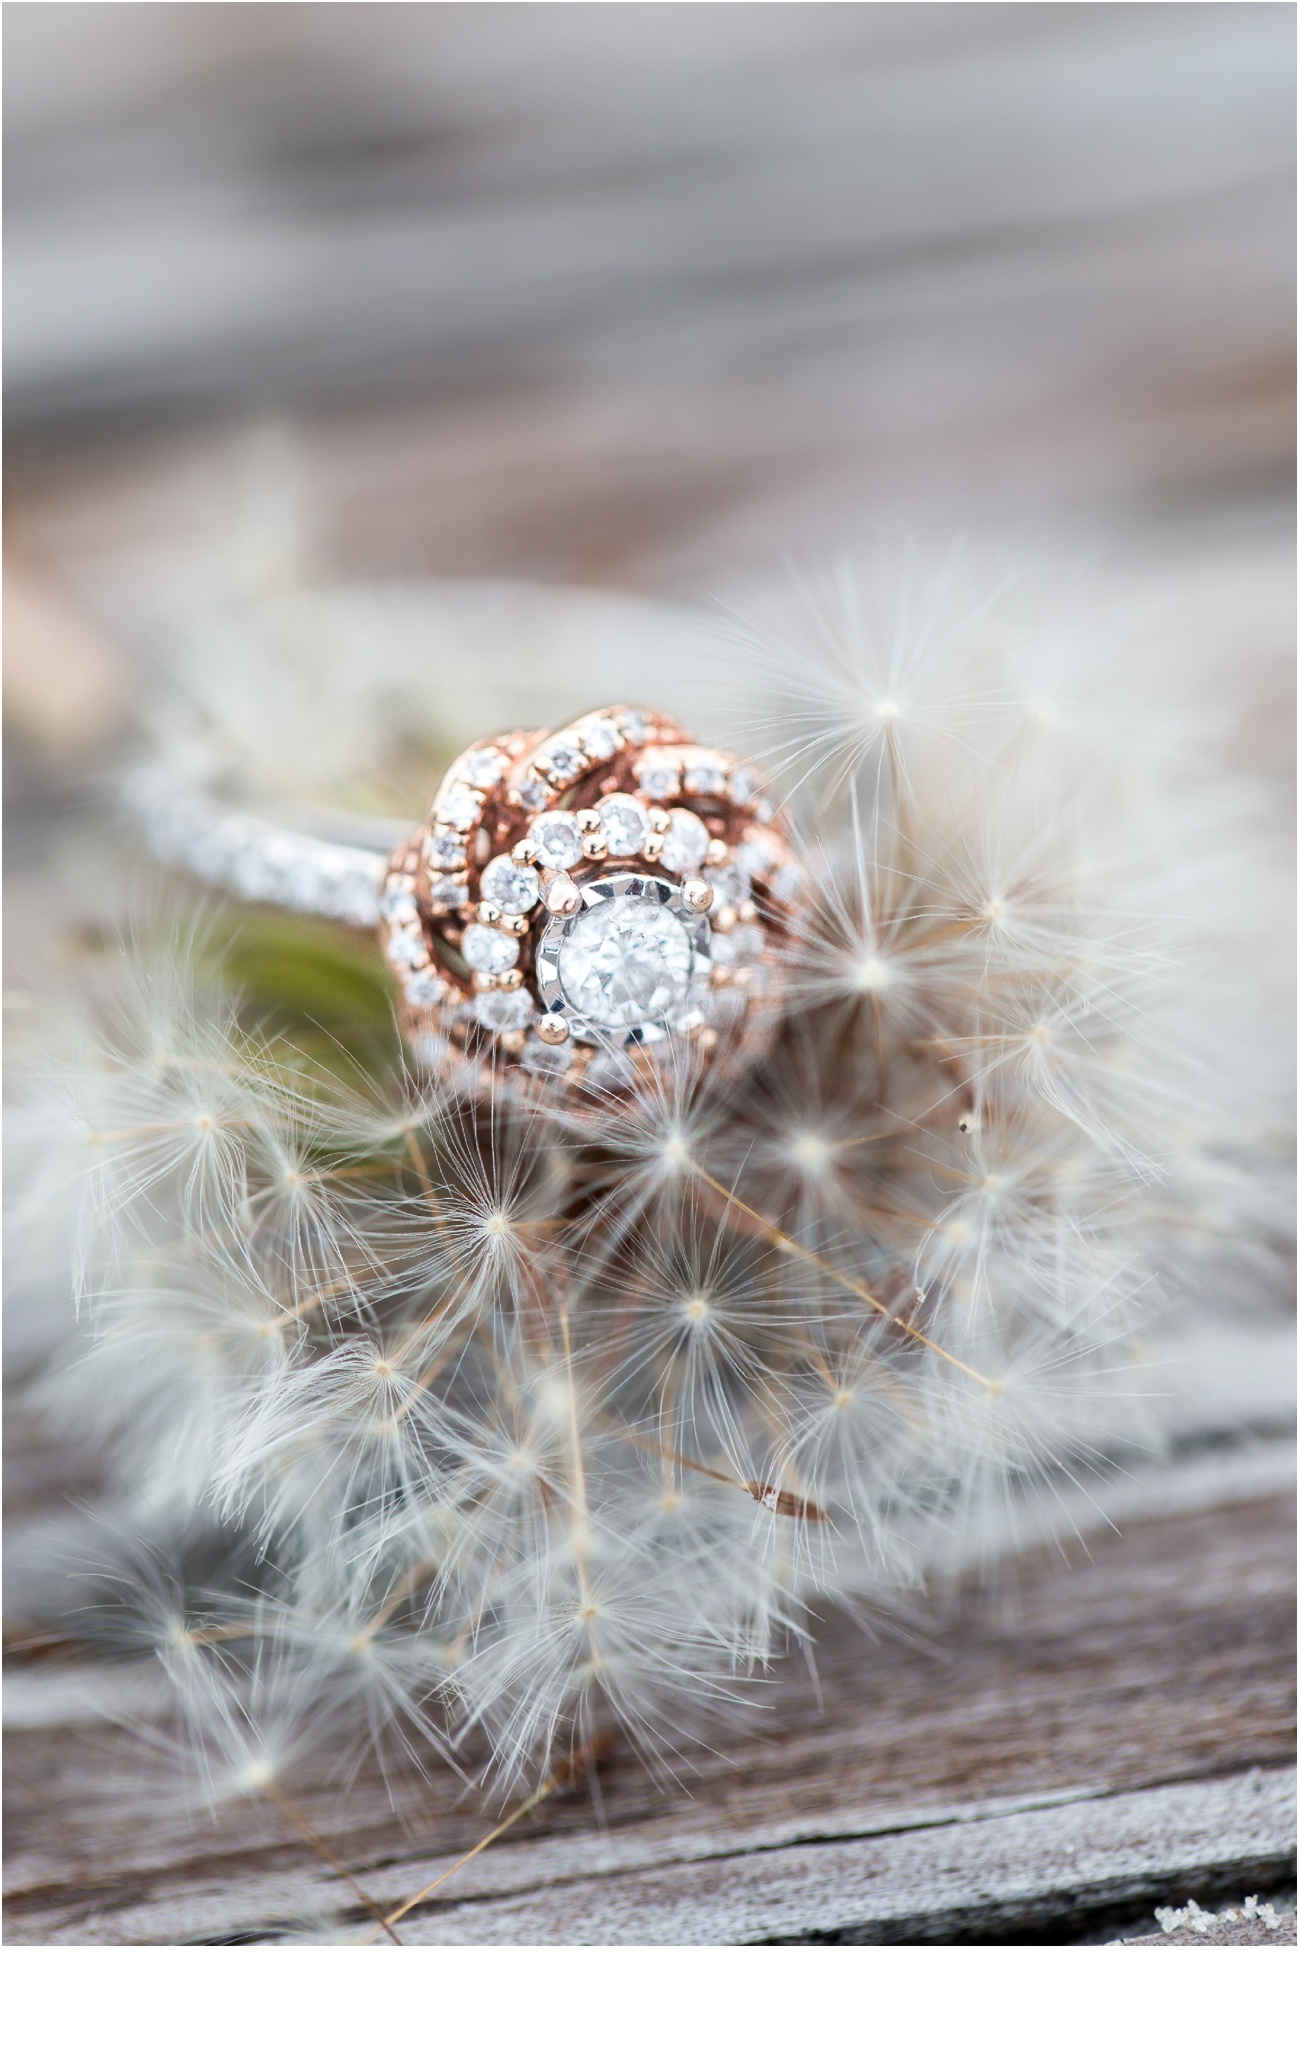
[[127, 698, 802, 1093]]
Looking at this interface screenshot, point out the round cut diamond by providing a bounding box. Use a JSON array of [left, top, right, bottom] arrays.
[[380, 878, 418, 920], [636, 753, 680, 801], [543, 741, 586, 783], [462, 923, 520, 974], [709, 924, 762, 967], [683, 757, 727, 795], [387, 925, 429, 968], [597, 794, 648, 856], [482, 855, 540, 911], [532, 813, 584, 871], [405, 970, 447, 1009], [557, 897, 695, 1029], [460, 748, 504, 788], [474, 988, 536, 1034], [580, 719, 622, 761], [437, 787, 483, 830], [516, 773, 553, 811], [659, 808, 710, 874], [710, 861, 750, 907], [427, 829, 467, 871]]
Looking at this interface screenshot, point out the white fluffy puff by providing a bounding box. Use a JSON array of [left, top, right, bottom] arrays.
[[7, 556, 1291, 1795]]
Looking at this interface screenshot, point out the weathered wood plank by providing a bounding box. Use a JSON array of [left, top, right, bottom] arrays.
[[5, 1487, 1293, 1945]]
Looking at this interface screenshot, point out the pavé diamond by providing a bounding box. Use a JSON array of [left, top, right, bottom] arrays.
[[543, 742, 587, 783], [709, 861, 751, 907], [437, 788, 483, 830], [659, 808, 710, 874], [474, 987, 536, 1034], [557, 897, 695, 1029], [387, 926, 428, 968], [405, 970, 447, 1009], [482, 854, 540, 912], [461, 923, 520, 974], [460, 748, 504, 788], [580, 719, 622, 761], [516, 774, 553, 811], [532, 813, 584, 870], [597, 794, 648, 856], [427, 829, 467, 871]]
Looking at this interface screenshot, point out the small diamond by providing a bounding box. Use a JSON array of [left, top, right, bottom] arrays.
[[482, 854, 540, 912], [544, 741, 587, 783], [710, 862, 751, 907], [517, 773, 553, 811], [532, 813, 584, 870], [427, 830, 467, 871], [769, 864, 804, 902], [580, 719, 622, 761], [474, 988, 537, 1034], [437, 788, 482, 831], [683, 756, 727, 795], [383, 893, 420, 929], [428, 873, 469, 909], [710, 925, 762, 967], [597, 794, 648, 857], [618, 708, 648, 745], [738, 835, 776, 878], [754, 797, 775, 824], [461, 748, 505, 788], [727, 765, 759, 806], [659, 808, 710, 874], [406, 970, 447, 1010], [381, 878, 418, 919], [462, 923, 520, 973], [388, 926, 429, 968], [636, 752, 680, 800]]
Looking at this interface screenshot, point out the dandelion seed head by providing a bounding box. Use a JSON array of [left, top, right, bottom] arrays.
[[11, 556, 1289, 1789]]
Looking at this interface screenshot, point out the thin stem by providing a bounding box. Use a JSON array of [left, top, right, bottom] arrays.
[[688, 1163, 992, 1387], [381, 1736, 606, 1925], [262, 1781, 403, 1945]]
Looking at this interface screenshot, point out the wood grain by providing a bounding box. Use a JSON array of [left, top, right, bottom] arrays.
[[5, 1485, 1293, 1945]]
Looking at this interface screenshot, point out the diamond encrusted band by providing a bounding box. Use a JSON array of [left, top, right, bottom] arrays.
[[126, 761, 402, 927], [126, 693, 803, 1092]]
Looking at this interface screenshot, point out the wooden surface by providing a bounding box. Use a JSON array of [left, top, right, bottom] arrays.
[[5, 1477, 1293, 1945]]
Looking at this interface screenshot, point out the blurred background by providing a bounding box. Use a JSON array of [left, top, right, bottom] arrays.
[[3, 1, 1295, 915]]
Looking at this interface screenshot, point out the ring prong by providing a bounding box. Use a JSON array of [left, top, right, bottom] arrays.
[[545, 875, 581, 915], [705, 837, 729, 867], [511, 839, 539, 866], [683, 874, 714, 912], [535, 1014, 570, 1045]]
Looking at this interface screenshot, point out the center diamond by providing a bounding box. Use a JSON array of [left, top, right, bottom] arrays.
[[535, 872, 710, 1044], [559, 897, 694, 1027]]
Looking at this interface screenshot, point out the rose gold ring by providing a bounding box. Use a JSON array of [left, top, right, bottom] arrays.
[[378, 705, 803, 1091]]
